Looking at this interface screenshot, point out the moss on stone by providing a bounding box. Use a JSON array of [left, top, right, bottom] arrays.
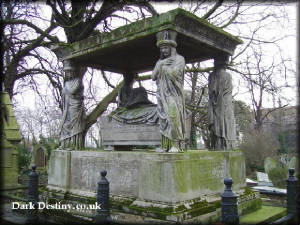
[[240, 206, 286, 224], [239, 198, 262, 216], [212, 200, 221, 208], [67, 7, 242, 67], [188, 204, 216, 218], [189, 200, 208, 209]]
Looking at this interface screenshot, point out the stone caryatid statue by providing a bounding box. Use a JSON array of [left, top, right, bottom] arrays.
[[208, 54, 236, 150], [58, 60, 86, 150], [152, 30, 186, 152]]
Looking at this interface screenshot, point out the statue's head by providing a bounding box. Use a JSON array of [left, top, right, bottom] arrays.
[[159, 45, 172, 59], [124, 72, 137, 86], [214, 54, 230, 68], [156, 30, 177, 59], [62, 59, 84, 80]]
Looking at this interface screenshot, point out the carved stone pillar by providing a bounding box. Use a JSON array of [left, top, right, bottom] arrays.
[[58, 59, 86, 150], [208, 54, 236, 150]]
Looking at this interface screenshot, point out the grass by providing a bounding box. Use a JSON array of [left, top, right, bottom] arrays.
[[240, 205, 286, 224]]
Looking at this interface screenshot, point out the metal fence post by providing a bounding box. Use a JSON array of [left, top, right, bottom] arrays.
[[221, 178, 239, 224], [94, 170, 111, 224], [26, 165, 39, 224], [286, 168, 299, 215]]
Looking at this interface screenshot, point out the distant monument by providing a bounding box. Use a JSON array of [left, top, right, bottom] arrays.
[[31, 141, 48, 171], [208, 54, 236, 150], [152, 30, 186, 152]]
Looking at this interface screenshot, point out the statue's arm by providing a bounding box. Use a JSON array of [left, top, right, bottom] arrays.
[[152, 60, 162, 80], [164, 56, 185, 81], [68, 78, 83, 94], [222, 72, 233, 96]]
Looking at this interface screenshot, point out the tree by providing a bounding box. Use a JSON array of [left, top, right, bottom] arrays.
[[239, 129, 278, 175], [182, 1, 296, 145], [1, 1, 59, 97], [233, 100, 253, 134], [14, 96, 61, 142]]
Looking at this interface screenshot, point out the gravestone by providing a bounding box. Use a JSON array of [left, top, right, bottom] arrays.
[[32, 144, 48, 170], [256, 171, 273, 187], [264, 156, 277, 174], [287, 156, 298, 176], [36, 148, 45, 167]]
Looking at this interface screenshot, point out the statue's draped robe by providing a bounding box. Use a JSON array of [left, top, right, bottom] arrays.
[[208, 68, 235, 149], [59, 77, 85, 149], [153, 54, 186, 147], [112, 81, 158, 125]]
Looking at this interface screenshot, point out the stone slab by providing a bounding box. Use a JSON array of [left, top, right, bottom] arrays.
[[256, 171, 273, 187], [100, 115, 191, 148], [48, 150, 71, 191], [48, 150, 246, 204], [100, 117, 161, 146], [55, 8, 242, 74]]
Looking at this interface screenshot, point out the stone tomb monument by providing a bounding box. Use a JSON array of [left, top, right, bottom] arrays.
[[47, 9, 259, 223]]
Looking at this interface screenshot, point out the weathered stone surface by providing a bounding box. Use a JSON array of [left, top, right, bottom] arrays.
[[152, 30, 186, 151], [31, 144, 48, 170], [47, 150, 246, 203], [256, 172, 273, 186], [0, 92, 21, 189], [100, 114, 191, 148], [56, 8, 242, 74], [48, 150, 71, 191], [100, 117, 161, 146], [58, 60, 86, 150], [208, 55, 236, 150]]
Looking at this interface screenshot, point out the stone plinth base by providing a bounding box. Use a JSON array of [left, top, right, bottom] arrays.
[[47, 150, 251, 222]]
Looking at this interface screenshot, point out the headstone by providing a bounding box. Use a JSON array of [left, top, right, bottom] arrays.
[[287, 157, 298, 176], [36, 148, 45, 167], [32, 145, 48, 170], [264, 157, 277, 174], [256, 172, 273, 187]]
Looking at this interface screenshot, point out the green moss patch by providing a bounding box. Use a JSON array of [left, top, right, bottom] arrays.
[[240, 206, 286, 224]]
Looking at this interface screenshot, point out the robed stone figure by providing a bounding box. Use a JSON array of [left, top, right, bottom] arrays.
[[152, 30, 186, 152], [208, 55, 236, 150], [118, 73, 153, 109], [58, 60, 86, 149]]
